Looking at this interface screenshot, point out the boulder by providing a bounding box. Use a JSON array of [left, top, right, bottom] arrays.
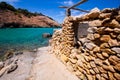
[[42, 33, 52, 38], [7, 63, 18, 73]]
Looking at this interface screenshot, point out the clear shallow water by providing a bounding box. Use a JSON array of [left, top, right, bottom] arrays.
[[0, 28, 57, 52]]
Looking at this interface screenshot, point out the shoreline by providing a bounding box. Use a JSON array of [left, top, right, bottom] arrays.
[[0, 46, 79, 80]]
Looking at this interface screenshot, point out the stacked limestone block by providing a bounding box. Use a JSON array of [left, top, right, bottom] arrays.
[[51, 17, 78, 63], [51, 8, 120, 80]]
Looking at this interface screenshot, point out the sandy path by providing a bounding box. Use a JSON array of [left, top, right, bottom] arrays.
[[28, 47, 79, 80], [0, 46, 79, 80]]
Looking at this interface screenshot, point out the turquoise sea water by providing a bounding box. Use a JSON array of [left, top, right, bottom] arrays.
[[0, 28, 57, 52]]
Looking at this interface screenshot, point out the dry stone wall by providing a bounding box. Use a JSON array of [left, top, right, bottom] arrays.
[[51, 8, 120, 80]]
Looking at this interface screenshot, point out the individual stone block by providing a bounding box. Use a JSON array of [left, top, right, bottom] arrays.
[[99, 13, 111, 19], [79, 38, 90, 44], [69, 58, 77, 64], [87, 34, 95, 40], [93, 67, 100, 74], [101, 8, 112, 13], [116, 15, 120, 22], [114, 73, 120, 80], [110, 19, 120, 28], [111, 47, 120, 54], [101, 49, 116, 55], [86, 74, 94, 80], [100, 43, 110, 49], [114, 28, 120, 33], [60, 54, 69, 63], [89, 20, 102, 27], [89, 69, 95, 75], [102, 52, 109, 58], [109, 56, 120, 65], [114, 64, 120, 72], [87, 27, 97, 33], [90, 61, 96, 68], [94, 33, 100, 39], [77, 59, 84, 68], [93, 46, 100, 53], [102, 65, 115, 72], [100, 35, 111, 42], [104, 27, 113, 32], [96, 74, 101, 80], [101, 73, 109, 79], [94, 59, 103, 66], [108, 39, 119, 47], [108, 71, 116, 80], [103, 19, 120, 28], [117, 34, 120, 40], [87, 8, 100, 19], [96, 27, 105, 34], [98, 66, 107, 73], [102, 59, 110, 66], [96, 53, 105, 60], [84, 42, 96, 51], [109, 33, 117, 38]]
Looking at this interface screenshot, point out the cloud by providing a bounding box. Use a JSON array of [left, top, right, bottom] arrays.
[[63, 0, 74, 6], [59, 0, 74, 6]]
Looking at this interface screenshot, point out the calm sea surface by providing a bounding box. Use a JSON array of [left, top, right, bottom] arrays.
[[0, 28, 58, 52]]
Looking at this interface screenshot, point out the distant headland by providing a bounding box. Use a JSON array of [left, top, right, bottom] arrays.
[[0, 2, 60, 28]]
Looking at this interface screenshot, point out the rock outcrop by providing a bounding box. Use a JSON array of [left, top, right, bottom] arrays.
[[0, 10, 60, 28], [0, 2, 60, 28], [51, 8, 120, 80]]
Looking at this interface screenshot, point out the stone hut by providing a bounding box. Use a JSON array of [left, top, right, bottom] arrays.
[[51, 8, 120, 80]]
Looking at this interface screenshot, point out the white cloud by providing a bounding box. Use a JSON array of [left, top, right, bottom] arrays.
[[59, 0, 74, 6], [63, 0, 74, 6]]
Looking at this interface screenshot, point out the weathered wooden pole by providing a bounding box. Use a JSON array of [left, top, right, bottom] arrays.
[[66, 0, 88, 16]]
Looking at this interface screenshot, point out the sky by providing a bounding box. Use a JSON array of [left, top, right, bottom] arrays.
[[0, 0, 120, 23]]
